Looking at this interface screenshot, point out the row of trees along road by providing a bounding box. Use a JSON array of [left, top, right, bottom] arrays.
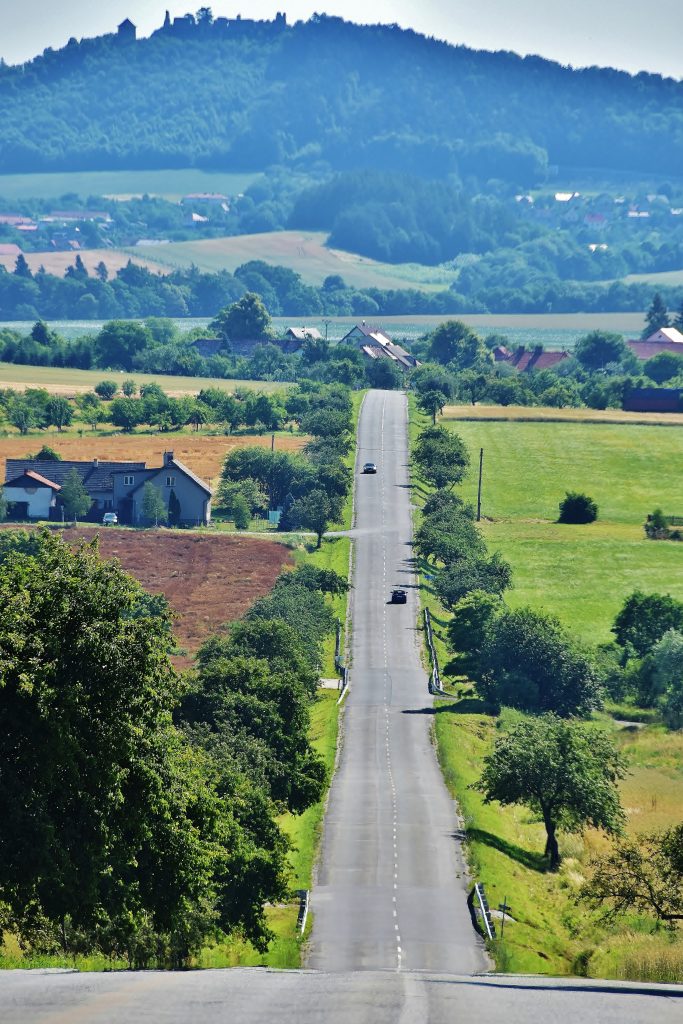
[[413, 418, 683, 915], [0, 530, 346, 965], [413, 422, 622, 871]]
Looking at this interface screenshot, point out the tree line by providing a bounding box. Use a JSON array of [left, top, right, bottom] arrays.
[[1, 14, 682, 184], [412, 421, 683, 916], [0, 487, 350, 964]]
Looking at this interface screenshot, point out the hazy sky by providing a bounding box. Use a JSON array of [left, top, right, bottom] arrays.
[[1, 0, 682, 79]]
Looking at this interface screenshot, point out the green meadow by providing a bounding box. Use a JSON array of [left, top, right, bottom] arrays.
[[0, 169, 261, 201], [410, 406, 683, 982], [447, 418, 683, 645]]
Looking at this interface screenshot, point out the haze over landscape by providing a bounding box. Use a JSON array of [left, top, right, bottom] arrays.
[[0, 2, 682, 1021], [2, 0, 683, 77]]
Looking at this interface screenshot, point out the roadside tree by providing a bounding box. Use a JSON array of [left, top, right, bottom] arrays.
[[417, 389, 448, 424], [581, 824, 683, 923], [478, 606, 603, 715], [476, 715, 626, 869], [413, 426, 470, 489], [289, 488, 332, 548]]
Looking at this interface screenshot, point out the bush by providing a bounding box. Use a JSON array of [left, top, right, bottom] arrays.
[[558, 491, 598, 524]]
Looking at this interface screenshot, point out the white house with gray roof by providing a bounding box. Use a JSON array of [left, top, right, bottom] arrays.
[[3, 452, 211, 526]]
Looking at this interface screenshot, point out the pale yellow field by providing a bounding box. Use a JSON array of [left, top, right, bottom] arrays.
[[0, 249, 169, 277], [443, 403, 683, 426]]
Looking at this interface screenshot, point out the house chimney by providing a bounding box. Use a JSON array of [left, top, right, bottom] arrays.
[[164, 451, 174, 466]]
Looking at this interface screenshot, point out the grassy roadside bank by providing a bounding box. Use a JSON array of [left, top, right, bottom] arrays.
[[408, 398, 683, 982]]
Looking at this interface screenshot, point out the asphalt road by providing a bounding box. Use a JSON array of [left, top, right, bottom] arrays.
[[2, 389, 681, 1022], [309, 388, 484, 974]]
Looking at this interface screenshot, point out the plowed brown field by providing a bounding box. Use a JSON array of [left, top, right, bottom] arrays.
[[1, 526, 292, 667], [0, 432, 307, 490]]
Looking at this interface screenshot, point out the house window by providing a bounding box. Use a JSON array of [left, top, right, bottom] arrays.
[[166, 475, 176, 487], [124, 475, 134, 486]]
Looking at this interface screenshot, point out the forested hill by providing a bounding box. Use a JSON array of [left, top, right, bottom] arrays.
[[1, 14, 682, 182]]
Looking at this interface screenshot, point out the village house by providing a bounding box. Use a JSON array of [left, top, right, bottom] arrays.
[[3, 452, 211, 526], [627, 327, 683, 360], [493, 346, 570, 372], [340, 323, 418, 369]]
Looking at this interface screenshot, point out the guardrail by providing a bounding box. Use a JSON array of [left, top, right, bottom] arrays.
[[335, 617, 349, 696], [424, 607, 447, 695], [296, 889, 310, 935], [473, 882, 496, 941]]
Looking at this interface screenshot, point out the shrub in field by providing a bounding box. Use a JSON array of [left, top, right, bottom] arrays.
[[558, 491, 598, 524]]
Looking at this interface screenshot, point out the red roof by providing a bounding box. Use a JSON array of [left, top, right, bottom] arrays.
[[628, 340, 683, 360], [508, 348, 570, 372], [25, 469, 61, 490]]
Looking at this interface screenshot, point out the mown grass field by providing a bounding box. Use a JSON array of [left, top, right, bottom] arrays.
[[443, 416, 683, 645], [131, 230, 456, 292], [0, 362, 288, 397], [0, 169, 261, 201], [444, 403, 683, 426]]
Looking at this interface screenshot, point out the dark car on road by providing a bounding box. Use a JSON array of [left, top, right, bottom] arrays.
[[390, 588, 407, 604], [362, 462, 377, 474]]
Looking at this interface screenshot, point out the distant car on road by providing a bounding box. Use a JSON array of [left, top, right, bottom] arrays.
[[102, 512, 118, 525], [362, 462, 377, 474], [390, 588, 407, 604]]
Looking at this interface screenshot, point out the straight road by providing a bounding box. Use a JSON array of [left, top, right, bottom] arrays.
[[2, 968, 681, 1024], [2, 389, 680, 1021], [309, 388, 484, 973]]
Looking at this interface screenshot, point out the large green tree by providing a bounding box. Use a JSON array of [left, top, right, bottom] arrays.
[[289, 488, 332, 548], [412, 426, 470, 490], [0, 533, 289, 961], [478, 606, 602, 715], [476, 715, 626, 869], [612, 591, 683, 658], [210, 292, 273, 343], [574, 331, 628, 371], [427, 320, 488, 369]]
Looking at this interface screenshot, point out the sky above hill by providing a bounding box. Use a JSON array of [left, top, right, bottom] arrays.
[[2, 0, 682, 79]]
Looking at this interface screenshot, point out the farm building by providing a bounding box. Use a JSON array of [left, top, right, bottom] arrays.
[[341, 323, 418, 370], [3, 452, 211, 526], [623, 387, 683, 413], [285, 327, 323, 342], [493, 346, 570, 371], [627, 328, 683, 359]]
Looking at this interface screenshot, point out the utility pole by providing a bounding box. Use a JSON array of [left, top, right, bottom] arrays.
[[477, 447, 484, 522], [271, 433, 275, 452], [499, 897, 510, 940]]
